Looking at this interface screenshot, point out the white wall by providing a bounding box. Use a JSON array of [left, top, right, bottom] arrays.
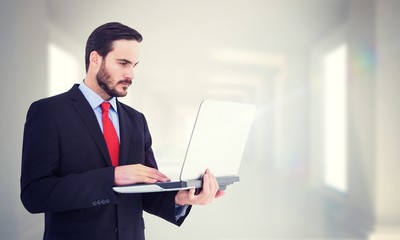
[[0, 0, 48, 239], [310, 1, 376, 237], [5, 0, 400, 240], [370, 0, 400, 238]]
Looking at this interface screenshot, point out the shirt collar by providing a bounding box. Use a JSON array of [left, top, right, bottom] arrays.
[[78, 80, 118, 112]]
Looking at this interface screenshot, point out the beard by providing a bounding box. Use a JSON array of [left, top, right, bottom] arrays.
[[96, 62, 130, 98]]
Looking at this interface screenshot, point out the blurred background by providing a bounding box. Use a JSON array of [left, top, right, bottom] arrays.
[[1, 0, 400, 239]]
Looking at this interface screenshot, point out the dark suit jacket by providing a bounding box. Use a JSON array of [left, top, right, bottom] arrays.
[[21, 84, 191, 240]]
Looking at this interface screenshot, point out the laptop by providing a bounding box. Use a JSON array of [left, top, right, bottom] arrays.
[[112, 99, 256, 193]]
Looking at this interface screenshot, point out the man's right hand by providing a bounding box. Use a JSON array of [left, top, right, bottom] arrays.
[[114, 164, 170, 185]]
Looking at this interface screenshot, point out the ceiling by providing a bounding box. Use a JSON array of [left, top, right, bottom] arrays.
[[46, 0, 349, 53], [45, 0, 350, 106]]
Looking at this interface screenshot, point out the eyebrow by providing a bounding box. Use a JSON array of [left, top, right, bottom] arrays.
[[116, 58, 139, 66]]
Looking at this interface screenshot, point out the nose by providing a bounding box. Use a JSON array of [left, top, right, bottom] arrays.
[[124, 67, 134, 81]]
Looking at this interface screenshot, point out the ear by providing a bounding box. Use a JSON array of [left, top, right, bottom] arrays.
[[89, 51, 102, 69]]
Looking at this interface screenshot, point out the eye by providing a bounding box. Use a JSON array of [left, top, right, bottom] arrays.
[[119, 61, 128, 66]]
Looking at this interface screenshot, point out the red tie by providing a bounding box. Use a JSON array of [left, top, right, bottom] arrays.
[[100, 102, 119, 166]]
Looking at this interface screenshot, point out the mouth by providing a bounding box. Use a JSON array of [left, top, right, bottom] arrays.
[[119, 80, 132, 87]]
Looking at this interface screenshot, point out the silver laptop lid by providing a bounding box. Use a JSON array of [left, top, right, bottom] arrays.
[[179, 100, 256, 181]]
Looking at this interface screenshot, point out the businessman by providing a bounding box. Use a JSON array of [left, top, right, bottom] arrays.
[[21, 22, 224, 240]]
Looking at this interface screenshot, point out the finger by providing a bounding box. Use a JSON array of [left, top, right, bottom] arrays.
[[202, 170, 216, 194], [207, 170, 219, 202], [123, 165, 170, 184], [188, 188, 196, 202], [137, 165, 170, 182], [208, 169, 219, 193], [201, 172, 211, 196], [203, 170, 215, 203], [215, 190, 225, 198], [138, 176, 159, 183], [148, 169, 170, 182], [196, 172, 212, 204]]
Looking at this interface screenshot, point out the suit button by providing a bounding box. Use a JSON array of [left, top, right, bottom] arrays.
[[92, 201, 97, 206], [101, 199, 106, 204], [106, 199, 110, 204], [97, 200, 101, 205]]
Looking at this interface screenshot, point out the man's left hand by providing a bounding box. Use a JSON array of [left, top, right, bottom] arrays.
[[175, 169, 225, 206]]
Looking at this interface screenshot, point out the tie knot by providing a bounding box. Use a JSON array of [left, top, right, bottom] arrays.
[[100, 102, 111, 113]]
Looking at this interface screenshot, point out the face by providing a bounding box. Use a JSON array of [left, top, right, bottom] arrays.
[[95, 40, 140, 99]]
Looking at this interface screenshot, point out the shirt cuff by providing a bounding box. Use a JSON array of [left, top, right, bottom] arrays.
[[175, 205, 189, 221]]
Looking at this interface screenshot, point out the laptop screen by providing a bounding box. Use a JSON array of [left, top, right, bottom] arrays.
[[179, 100, 256, 181]]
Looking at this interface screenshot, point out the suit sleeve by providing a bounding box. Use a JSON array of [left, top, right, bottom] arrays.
[[20, 101, 117, 213], [140, 115, 192, 225]]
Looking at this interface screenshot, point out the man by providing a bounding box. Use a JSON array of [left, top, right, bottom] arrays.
[[20, 22, 224, 240]]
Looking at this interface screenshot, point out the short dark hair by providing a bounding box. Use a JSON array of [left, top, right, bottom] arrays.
[[85, 22, 143, 72]]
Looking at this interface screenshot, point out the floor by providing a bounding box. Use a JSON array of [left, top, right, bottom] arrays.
[[145, 159, 365, 240]]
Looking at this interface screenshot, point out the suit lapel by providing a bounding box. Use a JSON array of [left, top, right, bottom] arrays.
[[117, 101, 132, 166], [68, 85, 113, 167]]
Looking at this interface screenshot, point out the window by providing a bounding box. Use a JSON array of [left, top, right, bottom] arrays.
[[323, 44, 348, 192], [48, 43, 81, 96]]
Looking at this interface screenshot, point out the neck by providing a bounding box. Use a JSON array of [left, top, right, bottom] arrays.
[[83, 75, 112, 101]]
